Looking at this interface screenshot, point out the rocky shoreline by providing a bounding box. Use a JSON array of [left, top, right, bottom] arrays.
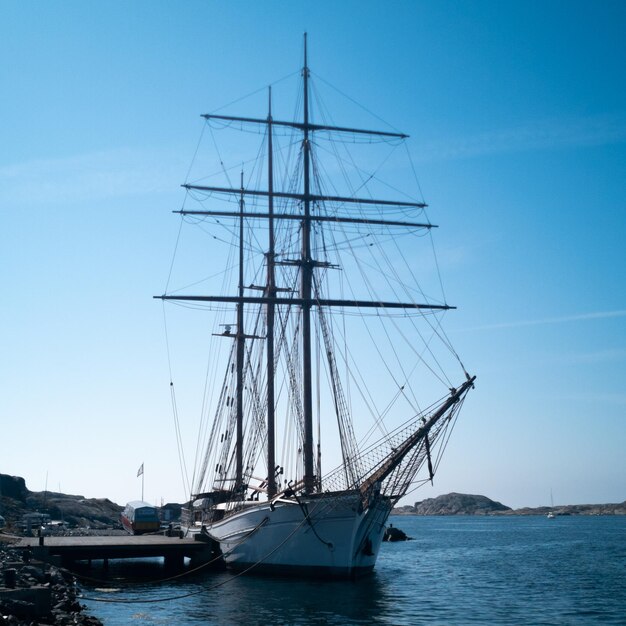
[[3, 473, 625, 527], [0, 473, 118, 624], [0, 474, 122, 531], [0, 539, 102, 625]]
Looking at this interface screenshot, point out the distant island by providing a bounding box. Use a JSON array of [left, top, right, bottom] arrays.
[[394, 492, 511, 515], [2, 473, 625, 531], [392, 492, 626, 516], [1, 472, 122, 529]]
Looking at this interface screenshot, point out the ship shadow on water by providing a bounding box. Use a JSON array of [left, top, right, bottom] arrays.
[[81, 518, 626, 625], [80, 558, 398, 625], [186, 571, 396, 625]]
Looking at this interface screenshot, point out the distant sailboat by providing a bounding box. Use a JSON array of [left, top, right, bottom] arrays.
[[547, 489, 555, 519]]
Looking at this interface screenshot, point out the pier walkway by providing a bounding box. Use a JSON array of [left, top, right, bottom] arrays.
[[15, 535, 215, 569]]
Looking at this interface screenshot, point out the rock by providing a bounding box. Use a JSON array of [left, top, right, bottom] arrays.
[[0, 472, 123, 530], [19, 565, 47, 583], [0, 544, 103, 625], [0, 475, 27, 501], [394, 492, 512, 515], [391, 492, 626, 516], [49, 568, 67, 586], [383, 525, 410, 541], [0, 586, 51, 620]]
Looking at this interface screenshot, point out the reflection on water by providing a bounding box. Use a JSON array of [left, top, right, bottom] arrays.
[[82, 516, 626, 625], [189, 573, 393, 625], [81, 558, 396, 625]]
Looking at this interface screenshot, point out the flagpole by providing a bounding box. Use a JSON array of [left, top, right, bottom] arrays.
[[137, 462, 145, 501]]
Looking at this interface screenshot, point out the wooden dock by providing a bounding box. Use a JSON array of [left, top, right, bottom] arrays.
[[15, 534, 217, 569]]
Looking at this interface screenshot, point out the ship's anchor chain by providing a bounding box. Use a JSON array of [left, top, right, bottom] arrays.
[[286, 481, 335, 551]]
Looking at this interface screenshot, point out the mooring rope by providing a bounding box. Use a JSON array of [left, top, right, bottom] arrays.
[[80, 513, 315, 604]]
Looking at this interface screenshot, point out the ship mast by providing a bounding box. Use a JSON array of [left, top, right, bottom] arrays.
[[301, 32, 315, 494], [156, 34, 457, 497], [235, 171, 245, 492], [266, 87, 277, 498]]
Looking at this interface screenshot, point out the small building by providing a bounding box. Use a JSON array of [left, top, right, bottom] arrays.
[[18, 512, 51, 534], [160, 503, 182, 523]]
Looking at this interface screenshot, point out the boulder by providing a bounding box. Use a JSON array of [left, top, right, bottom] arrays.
[[410, 493, 511, 515], [0, 475, 27, 501], [383, 525, 410, 541]]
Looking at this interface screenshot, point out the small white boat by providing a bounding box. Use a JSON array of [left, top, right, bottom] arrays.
[[547, 489, 556, 518]]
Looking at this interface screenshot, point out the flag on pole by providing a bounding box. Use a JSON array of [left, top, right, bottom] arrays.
[[137, 463, 144, 477]]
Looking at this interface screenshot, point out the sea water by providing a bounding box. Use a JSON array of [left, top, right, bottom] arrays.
[[81, 515, 626, 625]]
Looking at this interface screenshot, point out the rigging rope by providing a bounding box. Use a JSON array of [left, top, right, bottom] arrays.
[[80, 516, 271, 604], [80, 492, 349, 605], [310, 72, 406, 138], [157, 64, 472, 533], [161, 303, 191, 500]]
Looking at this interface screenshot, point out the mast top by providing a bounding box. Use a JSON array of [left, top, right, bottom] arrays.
[[303, 32, 308, 76]]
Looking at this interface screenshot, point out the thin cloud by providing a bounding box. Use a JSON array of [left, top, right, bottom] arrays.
[[565, 348, 626, 365], [415, 114, 626, 162], [0, 148, 185, 206], [468, 309, 626, 331], [541, 348, 626, 366], [560, 391, 626, 406]]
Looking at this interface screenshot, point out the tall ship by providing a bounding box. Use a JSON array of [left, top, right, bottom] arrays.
[[157, 35, 475, 577]]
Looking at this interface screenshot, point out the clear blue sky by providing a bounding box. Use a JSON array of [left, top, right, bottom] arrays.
[[2, 1, 625, 509]]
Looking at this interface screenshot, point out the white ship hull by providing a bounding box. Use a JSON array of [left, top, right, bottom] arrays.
[[206, 492, 392, 577]]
